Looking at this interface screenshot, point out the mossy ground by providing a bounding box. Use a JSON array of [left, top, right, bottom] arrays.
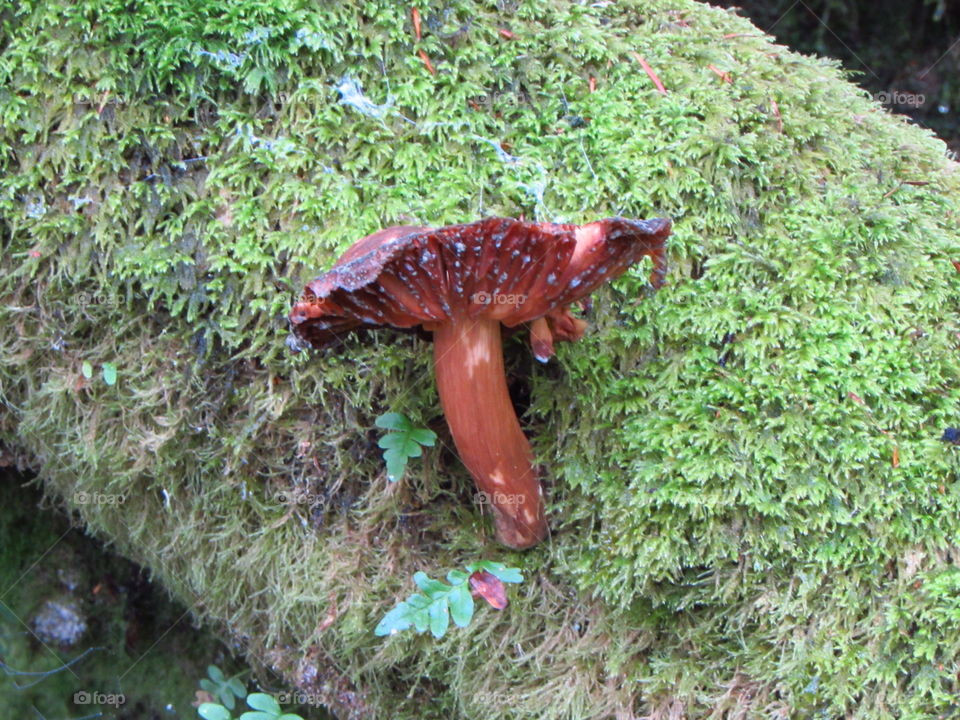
[[1, 0, 959, 718]]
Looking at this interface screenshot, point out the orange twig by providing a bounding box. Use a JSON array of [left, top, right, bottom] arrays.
[[411, 7, 421, 41], [97, 90, 112, 115], [771, 99, 783, 132], [883, 180, 930, 199], [629, 52, 667, 95], [418, 49, 436, 75], [498, 28, 515, 40], [707, 64, 732, 83]]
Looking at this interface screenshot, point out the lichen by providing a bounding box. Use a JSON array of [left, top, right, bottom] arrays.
[[2, 0, 959, 718]]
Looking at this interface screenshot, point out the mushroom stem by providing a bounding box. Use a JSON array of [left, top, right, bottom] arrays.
[[432, 317, 547, 549]]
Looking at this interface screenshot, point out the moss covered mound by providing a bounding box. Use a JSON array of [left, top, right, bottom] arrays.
[[2, 0, 960, 717]]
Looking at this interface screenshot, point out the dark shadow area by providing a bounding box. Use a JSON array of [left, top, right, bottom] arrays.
[[0, 466, 329, 719], [718, 0, 960, 151]]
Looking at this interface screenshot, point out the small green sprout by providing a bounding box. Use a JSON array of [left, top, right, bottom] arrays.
[[80, 360, 116, 385], [199, 664, 246, 710], [197, 668, 304, 720], [375, 561, 523, 639], [236, 693, 303, 720], [375, 412, 437, 482], [102, 362, 117, 386]]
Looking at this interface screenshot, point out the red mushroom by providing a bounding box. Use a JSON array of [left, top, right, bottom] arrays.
[[289, 217, 670, 549]]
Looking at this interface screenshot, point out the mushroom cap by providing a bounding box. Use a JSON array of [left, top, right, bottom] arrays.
[[289, 216, 670, 349]]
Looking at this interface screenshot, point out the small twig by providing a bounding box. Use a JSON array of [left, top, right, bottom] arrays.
[[411, 6, 421, 41], [707, 64, 733, 83], [97, 91, 112, 115], [629, 52, 667, 95], [771, 99, 783, 132], [418, 49, 436, 75], [882, 180, 930, 199]]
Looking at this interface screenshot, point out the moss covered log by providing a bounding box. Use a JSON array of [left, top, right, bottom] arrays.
[[2, 0, 960, 717]]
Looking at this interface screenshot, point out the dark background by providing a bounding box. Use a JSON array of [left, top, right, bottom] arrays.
[[718, 0, 960, 151]]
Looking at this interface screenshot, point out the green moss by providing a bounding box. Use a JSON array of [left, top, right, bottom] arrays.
[[2, 0, 960, 718]]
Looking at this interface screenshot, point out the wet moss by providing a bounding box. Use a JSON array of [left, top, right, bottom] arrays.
[[1, 0, 959, 718]]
